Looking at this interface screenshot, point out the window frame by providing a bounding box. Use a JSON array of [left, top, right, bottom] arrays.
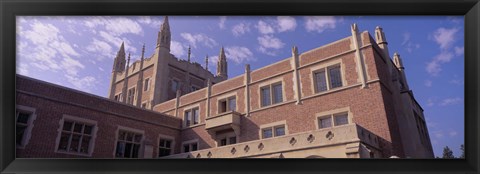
[[114, 92, 123, 102], [113, 126, 144, 158], [184, 107, 200, 127], [144, 78, 150, 91], [260, 82, 283, 107], [127, 87, 136, 105], [54, 114, 97, 156], [16, 105, 37, 149], [216, 132, 237, 147], [316, 111, 351, 130], [158, 134, 175, 157], [218, 95, 237, 114], [171, 79, 179, 92], [181, 139, 199, 153], [259, 121, 288, 139], [312, 63, 344, 94]]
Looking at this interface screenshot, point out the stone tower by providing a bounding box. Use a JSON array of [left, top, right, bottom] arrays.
[[216, 47, 228, 79], [108, 42, 126, 99]]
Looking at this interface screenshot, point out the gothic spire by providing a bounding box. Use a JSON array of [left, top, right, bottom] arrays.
[[205, 54, 209, 71], [113, 41, 126, 72], [217, 46, 228, 78], [187, 45, 191, 62], [157, 16, 171, 50]]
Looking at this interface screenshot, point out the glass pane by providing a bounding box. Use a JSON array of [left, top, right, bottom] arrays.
[[220, 139, 227, 146], [184, 111, 191, 126], [193, 109, 199, 125], [80, 136, 91, 154], [183, 144, 190, 152], [116, 142, 125, 157], [229, 137, 236, 144], [261, 87, 271, 106], [84, 125, 93, 135], [126, 132, 133, 142], [315, 71, 327, 92], [319, 117, 332, 128], [275, 126, 285, 136], [58, 133, 70, 150], [17, 112, 30, 124], [62, 121, 73, 132], [329, 66, 343, 88], [191, 143, 198, 151], [160, 139, 165, 147], [263, 129, 273, 138], [69, 134, 81, 152], [159, 148, 170, 157], [132, 144, 140, 158], [134, 134, 142, 143], [273, 84, 283, 104], [165, 140, 171, 148], [73, 123, 83, 133], [219, 100, 227, 113], [124, 143, 132, 158], [228, 98, 236, 111], [16, 125, 27, 145], [334, 114, 349, 126]]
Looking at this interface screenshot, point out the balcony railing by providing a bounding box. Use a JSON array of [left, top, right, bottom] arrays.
[[164, 123, 381, 158]]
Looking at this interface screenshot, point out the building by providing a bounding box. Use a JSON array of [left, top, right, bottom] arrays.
[[15, 17, 434, 158]]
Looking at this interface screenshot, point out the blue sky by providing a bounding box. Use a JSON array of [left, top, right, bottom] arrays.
[[16, 16, 464, 158]]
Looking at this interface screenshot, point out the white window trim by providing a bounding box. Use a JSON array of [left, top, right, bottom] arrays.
[[144, 78, 150, 91], [54, 114, 98, 157], [181, 139, 199, 153], [259, 120, 288, 139], [16, 105, 37, 149], [114, 92, 123, 102], [314, 107, 353, 129], [258, 79, 286, 108], [141, 101, 148, 109], [112, 125, 145, 158], [309, 59, 347, 95], [183, 105, 201, 128], [127, 86, 136, 105], [216, 93, 238, 115], [157, 134, 175, 157], [215, 131, 237, 147]]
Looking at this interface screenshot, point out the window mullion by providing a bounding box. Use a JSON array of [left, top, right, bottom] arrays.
[[325, 68, 331, 90]]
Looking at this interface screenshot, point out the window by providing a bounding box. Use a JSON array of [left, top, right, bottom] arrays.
[[171, 79, 179, 91], [141, 103, 147, 109], [318, 112, 349, 129], [313, 64, 343, 93], [16, 109, 35, 147], [115, 130, 143, 158], [144, 78, 150, 91], [184, 107, 199, 127], [191, 85, 199, 92], [218, 135, 237, 147], [114, 93, 123, 102], [261, 125, 286, 139], [158, 138, 172, 157], [127, 88, 135, 104], [182, 141, 198, 152], [260, 82, 283, 107], [218, 96, 236, 113], [57, 120, 95, 154]]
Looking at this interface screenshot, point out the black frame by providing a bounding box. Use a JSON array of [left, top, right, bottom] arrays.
[[1, 0, 479, 173]]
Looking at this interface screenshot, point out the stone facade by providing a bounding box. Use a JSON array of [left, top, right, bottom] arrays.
[[15, 17, 434, 158]]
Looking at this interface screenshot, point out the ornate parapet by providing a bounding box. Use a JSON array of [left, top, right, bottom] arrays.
[[164, 123, 381, 158]]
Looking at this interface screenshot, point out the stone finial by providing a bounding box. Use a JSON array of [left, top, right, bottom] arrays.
[[292, 46, 298, 55], [375, 25, 387, 44], [393, 52, 404, 69], [351, 23, 359, 33], [205, 54, 209, 71], [245, 64, 251, 73]]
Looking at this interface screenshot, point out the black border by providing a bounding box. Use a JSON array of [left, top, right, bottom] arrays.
[[1, 0, 479, 173]]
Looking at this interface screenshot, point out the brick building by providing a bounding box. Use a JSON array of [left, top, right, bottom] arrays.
[[15, 17, 434, 158]]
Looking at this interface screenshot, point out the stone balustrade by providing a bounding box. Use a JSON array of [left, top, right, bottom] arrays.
[[163, 123, 380, 158]]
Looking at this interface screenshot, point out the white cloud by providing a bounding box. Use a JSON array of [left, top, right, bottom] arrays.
[[427, 98, 435, 107], [65, 75, 97, 92], [439, 97, 462, 106], [86, 39, 114, 60], [424, 80, 432, 87], [180, 33, 218, 48], [449, 130, 458, 137], [304, 16, 337, 33], [402, 32, 420, 53], [449, 78, 463, 86], [84, 16, 143, 36], [17, 63, 29, 75], [276, 16, 297, 32], [219, 16, 227, 29], [61, 57, 85, 76], [433, 130, 444, 138], [257, 20, 275, 34], [401, 32, 411, 46], [138, 16, 163, 28], [454, 46, 464, 56], [257, 35, 285, 56], [433, 27, 459, 50], [426, 51, 454, 76], [170, 40, 186, 58], [232, 22, 251, 37], [224, 46, 255, 64]]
